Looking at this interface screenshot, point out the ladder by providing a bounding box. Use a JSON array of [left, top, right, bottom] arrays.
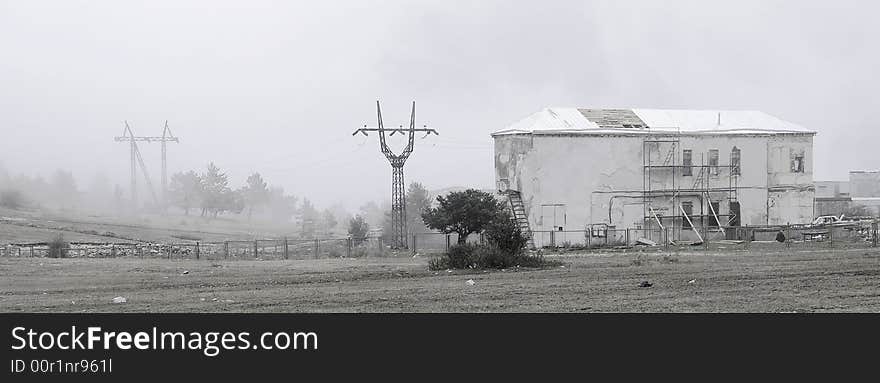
[[691, 166, 705, 190], [506, 191, 535, 249]]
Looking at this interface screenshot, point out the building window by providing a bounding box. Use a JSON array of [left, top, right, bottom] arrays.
[[681, 201, 694, 228], [792, 152, 805, 173], [709, 149, 719, 175], [708, 201, 721, 227], [729, 201, 741, 227], [731, 146, 741, 176], [682, 150, 692, 176]]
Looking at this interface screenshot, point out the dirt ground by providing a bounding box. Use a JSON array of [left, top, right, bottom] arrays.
[[2, 247, 879, 312]]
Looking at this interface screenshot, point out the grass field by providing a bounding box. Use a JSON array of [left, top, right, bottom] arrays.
[[3, 247, 880, 312]]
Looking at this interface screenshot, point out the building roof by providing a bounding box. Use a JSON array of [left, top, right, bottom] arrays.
[[492, 107, 815, 137]]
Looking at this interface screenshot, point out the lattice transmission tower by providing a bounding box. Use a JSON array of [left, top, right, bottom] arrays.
[[114, 121, 178, 211], [353, 101, 437, 249]]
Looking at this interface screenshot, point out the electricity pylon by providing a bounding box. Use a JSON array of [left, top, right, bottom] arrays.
[[353, 101, 437, 249], [114, 121, 178, 211]]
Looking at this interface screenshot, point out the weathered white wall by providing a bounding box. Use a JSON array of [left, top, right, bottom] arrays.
[[494, 132, 815, 241]]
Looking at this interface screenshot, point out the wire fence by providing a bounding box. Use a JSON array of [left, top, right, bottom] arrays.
[[410, 232, 484, 254], [530, 220, 880, 252], [4, 221, 877, 259]]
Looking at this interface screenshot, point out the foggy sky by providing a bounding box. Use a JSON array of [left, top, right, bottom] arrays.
[[2, 0, 878, 211]]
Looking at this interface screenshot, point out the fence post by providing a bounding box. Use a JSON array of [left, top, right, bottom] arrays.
[[347, 238, 352, 258], [445, 234, 450, 252], [873, 222, 878, 247], [624, 229, 629, 247], [412, 234, 417, 256], [283, 237, 289, 260], [587, 230, 591, 249], [665, 227, 669, 249], [829, 226, 833, 248], [314, 239, 319, 259], [787, 225, 791, 249], [224, 241, 228, 259], [30, 245, 34, 257], [195, 242, 200, 260]]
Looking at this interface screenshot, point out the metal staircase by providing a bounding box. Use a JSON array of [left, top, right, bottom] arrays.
[[506, 191, 535, 249]]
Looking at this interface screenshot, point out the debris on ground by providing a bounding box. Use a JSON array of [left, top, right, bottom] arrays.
[[181, 270, 189, 275], [635, 238, 657, 246], [466, 279, 476, 286], [638, 281, 653, 288], [688, 279, 696, 284], [111, 296, 127, 304], [221, 299, 234, 303]]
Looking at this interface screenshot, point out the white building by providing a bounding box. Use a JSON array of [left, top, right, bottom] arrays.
[[492, 108, 816, 245]]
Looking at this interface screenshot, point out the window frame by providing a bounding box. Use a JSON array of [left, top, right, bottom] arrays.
[[681, 201, 694, 228], [731, 146, 741, 176], [682, 149, 693, 177], [708, 149, 719, 176]]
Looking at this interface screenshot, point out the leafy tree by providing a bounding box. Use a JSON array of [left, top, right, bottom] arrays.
[[299, 198, 319, 237], [199, 162, 232, 217], [421, 189, 505, 244], [483, 210, 528, 255], [242, 172, 269, 219], [406, 182, 432, 233], [348, 215, 370, 246], [358, 201, 384, 228], [168, 171, 203, 215], [322, 209, 338, 233], [266, 186, 298, 223], [51, 169, 78, 210]]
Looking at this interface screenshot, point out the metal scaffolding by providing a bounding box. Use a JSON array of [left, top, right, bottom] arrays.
[[642, 135, 740, 242]]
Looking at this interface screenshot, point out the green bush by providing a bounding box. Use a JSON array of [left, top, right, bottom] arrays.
[[483, 212, 528, 255], [446, 243, 479, 269], [427, 256, 450, 271], [429, 243, 561, 270], [47, 234, 69, 258]]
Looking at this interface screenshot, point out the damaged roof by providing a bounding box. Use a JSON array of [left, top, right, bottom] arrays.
[[492, 107, 815, 136]]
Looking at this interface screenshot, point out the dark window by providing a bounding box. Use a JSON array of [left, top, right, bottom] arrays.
[[682, 150, 693, 176], [681, 202, 694, 228], [731, 147, 741, 176], [708, 202, 721, 227], [792, 153, 804, 173], [729, 201, 741, 227], [709, 149, 719, 175]]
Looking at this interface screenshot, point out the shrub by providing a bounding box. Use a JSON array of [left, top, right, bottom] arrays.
[[47, 234, 69, 258], [446, 243, 479, 269], [427, 256, 450, 271], [483, 212, 528, 255], [348, 215, 370, 246], [351, 245, 384, 258], [431, 243, 562, 270]]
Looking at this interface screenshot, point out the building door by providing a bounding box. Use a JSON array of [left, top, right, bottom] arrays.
[[540, 204, 566, 231]]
